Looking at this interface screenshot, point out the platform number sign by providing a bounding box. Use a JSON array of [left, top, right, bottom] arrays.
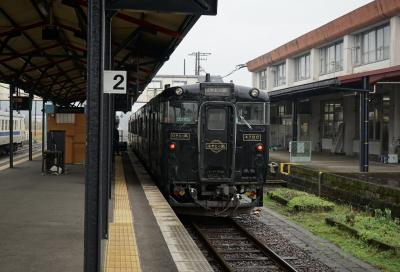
[[104, 70, 127, 94]]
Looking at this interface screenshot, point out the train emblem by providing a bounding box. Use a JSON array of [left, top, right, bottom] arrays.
[[205, 140, 227, 153]]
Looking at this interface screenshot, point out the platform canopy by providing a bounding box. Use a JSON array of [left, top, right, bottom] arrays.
[[0, 0, 216, 105]]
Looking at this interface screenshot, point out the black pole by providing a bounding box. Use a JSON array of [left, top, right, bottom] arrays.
[[359, 76, 369, 172], [108, 90, 113, 199], [84, 0, 104, 270], [28, 94, 33, 161], [41, 99, 45, 173], [291, 100, 298, 142], [34, 100, 37, 137], [9, 83, 15, 168], [99, 10, 113, 240]]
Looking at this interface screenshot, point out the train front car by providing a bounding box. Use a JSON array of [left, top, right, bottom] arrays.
[[160, 82, 269, 216]]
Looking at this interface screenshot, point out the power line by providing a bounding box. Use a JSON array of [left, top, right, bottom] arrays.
[[222, 64, 247, 78], [189, 51, 211, 75]]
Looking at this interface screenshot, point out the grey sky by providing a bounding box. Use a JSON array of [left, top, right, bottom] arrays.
[[158, 0, 373, 86]]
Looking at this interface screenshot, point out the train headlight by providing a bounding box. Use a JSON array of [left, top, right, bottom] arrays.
[[249, 88, 260, 98], [255, 143, 264, 152], [168, 142, 176, 151], [175, 87, 184, 96]]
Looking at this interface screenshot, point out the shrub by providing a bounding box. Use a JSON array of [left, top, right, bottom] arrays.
[[287, 195, 335, 212]]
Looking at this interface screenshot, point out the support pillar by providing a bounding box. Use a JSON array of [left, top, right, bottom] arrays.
[[9, 83, 15, 168], [359, 77, 369, 172], [28, 94, 33, 161], [41, 99, 45, 173], [108, 88, 113, 199], [99, 10, 114, 240], [291, 100, 298, 142], [84, 0, 104, 270]]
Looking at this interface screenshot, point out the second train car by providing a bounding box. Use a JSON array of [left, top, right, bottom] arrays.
[[129, 78, 269, 215]]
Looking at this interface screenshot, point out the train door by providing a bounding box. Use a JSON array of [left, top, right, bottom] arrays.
[[199, 102, 236, 181]]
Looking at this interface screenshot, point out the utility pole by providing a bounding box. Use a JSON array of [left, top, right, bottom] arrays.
[[189, 51, 211, 75]]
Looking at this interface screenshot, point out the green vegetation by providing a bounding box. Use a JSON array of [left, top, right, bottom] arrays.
[[268, 188, 335, 212], [333, 209, 400, 248], [268, 187, 308, 200], [288, 195, 335, 212], [264, 189, 400, 272]]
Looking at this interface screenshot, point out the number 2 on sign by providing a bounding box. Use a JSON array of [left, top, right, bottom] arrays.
[[103, 70, 126, 94], [113, 74, 125, 90]]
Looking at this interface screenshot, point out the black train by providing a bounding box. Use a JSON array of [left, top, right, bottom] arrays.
[[129, 78, 270, 216]]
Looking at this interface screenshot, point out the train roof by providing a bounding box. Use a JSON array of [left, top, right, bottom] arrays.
[[157, 82, 269, 103]]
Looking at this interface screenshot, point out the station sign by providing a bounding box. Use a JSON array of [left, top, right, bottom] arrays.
[[56, 107, 85, 114], [12, 96, 30, 111], [103, 70, 127, 94]]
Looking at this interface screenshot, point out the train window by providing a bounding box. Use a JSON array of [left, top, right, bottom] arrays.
[[237, 103, 265, 125], [207, 108, 226, 130], [167, 102, 198, 124]]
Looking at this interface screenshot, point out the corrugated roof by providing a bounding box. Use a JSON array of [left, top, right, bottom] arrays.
[[0, 0, 205, 105]]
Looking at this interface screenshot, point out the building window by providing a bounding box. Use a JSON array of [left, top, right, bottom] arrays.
[[354, 24, 390, 66], [273, 62, 286, 87], [368, 96, 382, 141], [322, 102, 343, 138], [295, 53, 310, 81], [258, 70, 267, 89], [148, 80, 162, 89], [172, 80, 187, 87], [320, 41, 343, 74], [56, 113, 75, 124]]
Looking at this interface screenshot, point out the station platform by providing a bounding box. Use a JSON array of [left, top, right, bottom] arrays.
[[105, 153, 213, 272], [0, 158, 84, 272], [270, 150, 400, 217], [270, 150, 400, 173], [0, 153, 212, 272]]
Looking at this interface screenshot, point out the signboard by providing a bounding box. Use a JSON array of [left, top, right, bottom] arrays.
[[12, 96, 30, 111], [289, 141, 312, 163], [104, 70, 127, 94], [170, 133, 190, 141], [56, 107, 85, 114], [243, 133, 261, 141], [45, 103, 55, 113], [204, 87, 231, 96]]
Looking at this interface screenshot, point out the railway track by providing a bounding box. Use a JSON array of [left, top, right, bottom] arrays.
[[189, 216, 298, 272], [0, 144, 42, 167]]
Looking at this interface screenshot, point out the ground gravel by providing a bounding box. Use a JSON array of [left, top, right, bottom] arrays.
[[234, 215, 334, 272]]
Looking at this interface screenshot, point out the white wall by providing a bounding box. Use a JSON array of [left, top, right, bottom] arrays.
[[390, 16, 400, 66]]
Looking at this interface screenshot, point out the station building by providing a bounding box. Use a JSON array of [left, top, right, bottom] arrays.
[[247, 0, 400, 160]]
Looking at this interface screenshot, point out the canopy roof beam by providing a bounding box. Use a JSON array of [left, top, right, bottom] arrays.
[[108, 0, 218, 15]]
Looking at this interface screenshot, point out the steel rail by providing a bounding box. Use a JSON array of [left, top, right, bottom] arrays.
[[190, 217, 298, 272], [0, 144, 42, 166]]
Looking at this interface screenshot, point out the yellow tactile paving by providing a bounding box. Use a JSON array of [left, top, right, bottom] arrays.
[[104, 157, 141, 272]]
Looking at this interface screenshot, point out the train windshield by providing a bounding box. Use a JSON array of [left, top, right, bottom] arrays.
[[165, 102, 198, 124], [237, 102, 266, 125]]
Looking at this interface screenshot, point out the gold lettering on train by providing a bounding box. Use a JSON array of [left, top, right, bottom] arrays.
[[170, 132, 190, 140], [243, 134, 261, 141]]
